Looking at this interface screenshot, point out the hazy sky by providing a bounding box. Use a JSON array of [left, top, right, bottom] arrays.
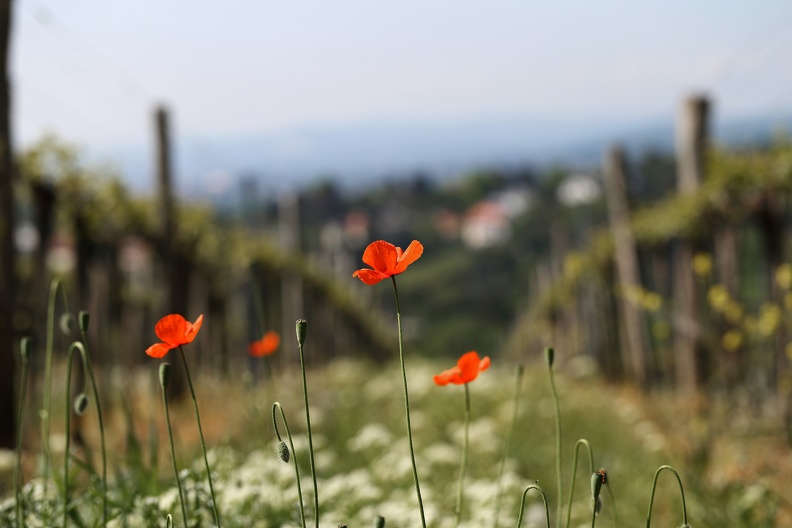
[[13, 1, 792, 152]]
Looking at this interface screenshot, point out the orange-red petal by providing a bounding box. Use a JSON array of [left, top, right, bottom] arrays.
[[154, 314, 203, 347], [393, 240, 424, 275], [457, 351, 482, 383], [146, 342, 173, 359], [434, 350, 491, 386], [352, 268, 390, 285], [361, 240, 397, 274], [184, 315, 204, 344], [249, 331, 280, 357], [433, 367, 459, 386]]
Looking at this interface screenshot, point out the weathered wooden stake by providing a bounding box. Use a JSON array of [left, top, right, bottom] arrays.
[[603, 145, 650, 385], [0, 0, 15, 448], [673, 94, 710, 394]]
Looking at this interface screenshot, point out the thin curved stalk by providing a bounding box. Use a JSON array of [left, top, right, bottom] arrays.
[[546, 352, 563, 527], [453, 383, 471, 528], [63, 341, 83, 527], [15, 337, 31, 528], [159, 364, 189, 527], [42, 279, 70, 495], [493, 365, 524, 528], [564, 439, 594, 528], [177, 346, 221, 527], [296, 321, 319, 528], [645, 465, 688, 528], [605, 479, 619, 527], [272, 402, 307, 528], [391, 277, 426, 528], [515, 484, 550, 528], [79, 314, 107, 526]]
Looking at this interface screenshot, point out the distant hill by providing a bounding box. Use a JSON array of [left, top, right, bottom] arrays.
[[90, 112, 792, 199]]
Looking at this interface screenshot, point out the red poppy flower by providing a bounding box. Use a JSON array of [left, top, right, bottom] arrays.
[[146, 314, 204, 358], [249, 331, 280, 357], [352, 240, 424, 285], [433, 351, 491, 386]]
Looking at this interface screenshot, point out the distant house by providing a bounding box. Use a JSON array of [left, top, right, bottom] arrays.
[[461, 200, 512, 249]]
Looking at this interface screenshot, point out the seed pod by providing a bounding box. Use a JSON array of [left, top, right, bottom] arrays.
[[296, 320, 307, 346]]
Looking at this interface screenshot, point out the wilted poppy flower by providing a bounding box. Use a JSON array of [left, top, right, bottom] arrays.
[[249, 331, 280, 357], [352, 240, 424, 285], [433, 351, 491, 386], [146, 314, 203, 358]]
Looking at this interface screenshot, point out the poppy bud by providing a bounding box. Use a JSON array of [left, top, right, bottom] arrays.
[[591, 471, 603, 506], [159, 362, 171, 389], [296, 320, 307, 346], [544, 347, 555, 367], [60, 313, 74, 335], [276, 441, 290, 463], [74, 393, 89, 416], [78, 311, 90, 334], [20, 336, 31, 363], [373, 516, 385, 528], [166, 514, 173, 528]]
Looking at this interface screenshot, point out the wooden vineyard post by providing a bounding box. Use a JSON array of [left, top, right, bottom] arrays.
[[603, 145, 650, 385], [673, 95, 710, 394], [279, 191, 304, 362], [155, 106, 189, 393], [0, 0, 15, 448]]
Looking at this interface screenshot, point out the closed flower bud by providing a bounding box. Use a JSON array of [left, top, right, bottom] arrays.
[[591, 471, 603, 503], [78, 311, 90, 334], [296, 320, 307, 346], [20, 337, 31, 363], [276, 441, 290, 463], [159, 362, 172, 389], [373, 516, 385, 528], [74, 393, 89, 416], [544, 347, 555, 367]]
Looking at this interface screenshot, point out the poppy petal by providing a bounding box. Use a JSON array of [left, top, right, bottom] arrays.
[[479, 356, 491, 372], [393, 240, 424, 274], [183, 315, 204, 344], [250, 331, 280, 357], [352, 268, 390, 285], [433, 367, 459, 386], [361, 240, 397, 274], [155, 314, 188, 346], [146, 342, 173, 359], [457, 351, 482, 383]]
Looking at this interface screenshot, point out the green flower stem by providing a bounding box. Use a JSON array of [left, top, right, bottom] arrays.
[[546, 349, 563, 528], [62, 341, 85, 527], [15, 338, 31, 528], [160, 364, 189, 527], [391, 276, 427, 528], [645, 465, 688, 528], [272, 402, 307, 528], [42, 279, 69, 495], [79, 314, 107, 527], [565, 439, 594, 528], [177, 345, 221, 527], [296, 323, 319, 528], [515, 484, 550, 528], [493, 365, 524, 528], [605, 480, 619, 527], [453, 383, 471, 528]]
